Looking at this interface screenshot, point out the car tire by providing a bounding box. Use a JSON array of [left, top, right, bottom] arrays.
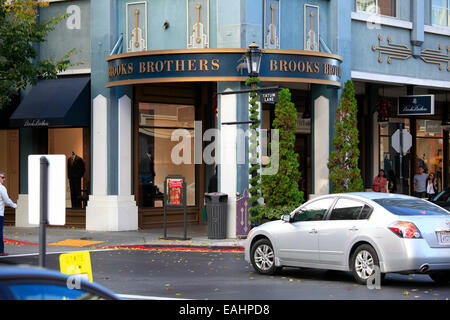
[[250, 238, 281, 275], [429, 271, 450, 284], [350, 244, 384, 285]]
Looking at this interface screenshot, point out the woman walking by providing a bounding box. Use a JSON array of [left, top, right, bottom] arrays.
[[426, 172, 438, 200]]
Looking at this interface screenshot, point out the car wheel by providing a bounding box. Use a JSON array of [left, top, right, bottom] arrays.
[[250, 238, 281, 275], [429, 271, 450, 284], [350, 244, 383, 285]]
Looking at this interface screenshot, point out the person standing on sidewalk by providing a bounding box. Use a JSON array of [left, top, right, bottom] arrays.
[[413, 166, 429, 199], [0, 171, 17, 256]]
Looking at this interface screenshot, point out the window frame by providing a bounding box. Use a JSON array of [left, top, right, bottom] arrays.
[[292, 197, 337, 222], [431, 0, 450, 27], [325, 197, 374, 221], [355, 0, 398, 19]]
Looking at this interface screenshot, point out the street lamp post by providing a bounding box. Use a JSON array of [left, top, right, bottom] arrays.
[[245, 42, 262, 80], [245, 42, 263, 226]]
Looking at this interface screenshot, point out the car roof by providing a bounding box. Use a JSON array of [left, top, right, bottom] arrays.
[[313, 192, 416, 201], [0, 265, 119, 299]]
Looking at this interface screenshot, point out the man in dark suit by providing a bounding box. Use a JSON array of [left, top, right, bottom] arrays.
[[68, 152, 85, 208]]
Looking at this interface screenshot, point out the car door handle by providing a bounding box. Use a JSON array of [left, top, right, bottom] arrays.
[[349, 226, 359, 232], [309, 229, 318, 234]]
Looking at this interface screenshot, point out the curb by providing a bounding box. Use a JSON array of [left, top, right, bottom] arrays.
[[90, 244, 245, 253]]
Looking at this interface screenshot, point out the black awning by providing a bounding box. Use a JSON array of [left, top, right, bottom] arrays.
[[9, 76, 90, 127]]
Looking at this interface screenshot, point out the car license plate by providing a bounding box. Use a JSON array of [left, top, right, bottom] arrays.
[[438, 231, 450, 245]]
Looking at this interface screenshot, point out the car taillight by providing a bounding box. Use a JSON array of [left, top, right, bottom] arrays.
[[388, 222, 422, 239]]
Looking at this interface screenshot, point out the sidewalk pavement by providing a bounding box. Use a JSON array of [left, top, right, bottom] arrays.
[[2, 224, 246, 256]]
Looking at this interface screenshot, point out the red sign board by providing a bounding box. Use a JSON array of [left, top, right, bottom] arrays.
[[167, 178, 184, 207]]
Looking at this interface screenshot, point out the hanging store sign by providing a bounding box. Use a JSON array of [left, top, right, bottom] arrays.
[[106, 49, 342, 88], [398, 95, 435, 116]]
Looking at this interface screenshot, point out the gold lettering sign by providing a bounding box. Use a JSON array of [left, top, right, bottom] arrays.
[[267, 59, 328, 75], [110, 58, 222, 77]]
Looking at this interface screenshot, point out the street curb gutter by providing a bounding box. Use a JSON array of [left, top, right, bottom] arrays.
[[89, 244, 245, 253]]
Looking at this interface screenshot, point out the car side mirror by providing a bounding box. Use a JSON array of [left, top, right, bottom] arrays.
[[281, 214, 291, 223]]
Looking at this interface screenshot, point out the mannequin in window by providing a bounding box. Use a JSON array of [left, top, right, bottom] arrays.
[[67, 151, 85, 208], [140, 149, 156, 206]]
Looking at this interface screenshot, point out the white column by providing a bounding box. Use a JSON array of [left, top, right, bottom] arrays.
[[86, 94, 138, 231], [219, 88, 237, 239], [91, 94, 108, 196], [310, 96, 330, 199], [117, 95, 138, 230], [118, 95, 132, 196]]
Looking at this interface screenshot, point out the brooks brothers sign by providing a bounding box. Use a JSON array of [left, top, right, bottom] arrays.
[[106, 49, 342, 88]]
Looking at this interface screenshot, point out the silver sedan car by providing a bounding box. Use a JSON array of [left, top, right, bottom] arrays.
[[245, 192, 450, 284]]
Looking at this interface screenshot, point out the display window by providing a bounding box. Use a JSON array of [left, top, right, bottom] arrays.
[[415, 120, 444, 192], [0, 130, 19, 203], [138, 103, 196, 208], [48, 128, 89, 209]]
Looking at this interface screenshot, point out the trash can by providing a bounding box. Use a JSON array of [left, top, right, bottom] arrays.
[[204, 192, 228, 239]]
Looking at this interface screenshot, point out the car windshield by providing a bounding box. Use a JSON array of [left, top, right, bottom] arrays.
[[432, 189, 450, 202], [373, 198, 450, 216]]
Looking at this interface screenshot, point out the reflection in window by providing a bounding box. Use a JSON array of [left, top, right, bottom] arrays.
[[356, 0, 396, 17], [294, 198, 335, 222], [329, 199, 364, 220], [138, 103, 196, 208], [379, 119, 411, 194], [373, 198, 449, 216], [432, 0, 450, 26]]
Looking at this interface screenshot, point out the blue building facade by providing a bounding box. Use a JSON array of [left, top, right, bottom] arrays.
[[2, 0, 449, 237]]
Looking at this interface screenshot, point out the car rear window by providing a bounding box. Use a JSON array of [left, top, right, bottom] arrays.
[[373, 198, 450, 216]]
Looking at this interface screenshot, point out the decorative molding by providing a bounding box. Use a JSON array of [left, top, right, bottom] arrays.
[[372, 35, 412, 64], [421, 45, 450, 71], [264, 0, 280, 49], [372, 35, 449, 71], [304, 4, 319, 52], [187, 0, 209, 48], [107, 48, 343, 62], [126, 1, 148, 53]]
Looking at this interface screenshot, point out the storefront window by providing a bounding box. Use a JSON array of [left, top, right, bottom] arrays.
[[356, 0, 396, 17], [48, 128, 87, 209], [432, 0, 450, 27], [0, 130, 19, 203], [379, 119, 410, 194], [415, 120, 444, 192], [138, 103, 196, 208]]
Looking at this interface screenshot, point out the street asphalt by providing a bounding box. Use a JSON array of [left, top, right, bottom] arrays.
[[1, 224, 245, 257]]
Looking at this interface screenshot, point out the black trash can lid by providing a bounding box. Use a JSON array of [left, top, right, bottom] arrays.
[[204, 192, 228, 202]]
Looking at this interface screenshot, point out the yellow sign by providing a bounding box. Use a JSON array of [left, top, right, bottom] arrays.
[[59, 251, 93, 282]]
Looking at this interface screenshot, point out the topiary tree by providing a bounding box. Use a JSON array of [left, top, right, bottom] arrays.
[[327, 80, 364, 193], [260, 88, 304, 219]]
